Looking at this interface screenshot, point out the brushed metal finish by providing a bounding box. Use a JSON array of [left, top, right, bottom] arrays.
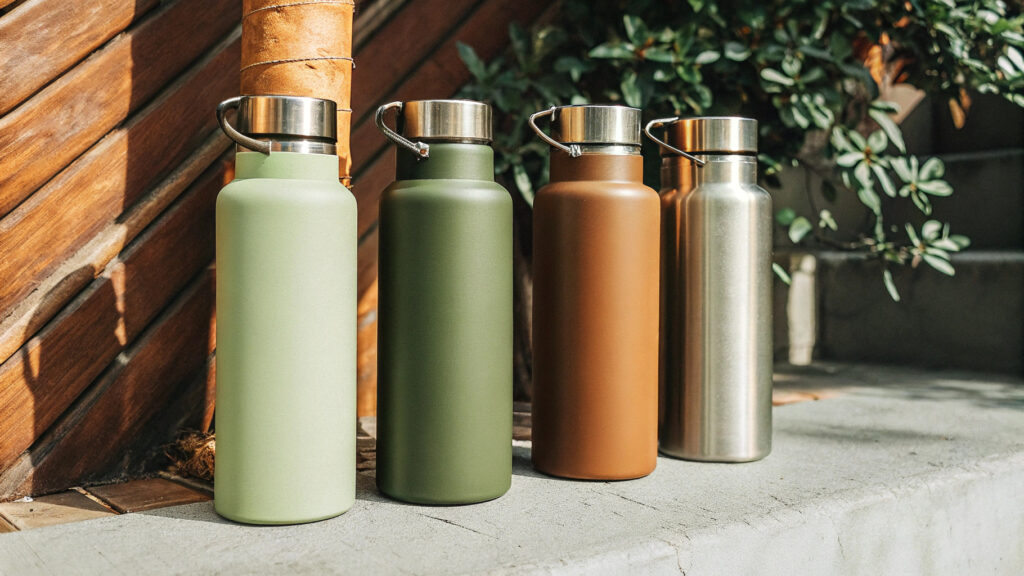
[[403, 99, 492, 143], [552, 104, 642, 146], [665, 117, 757, 154], [218, 95, 337, 155], [238, 95, 337, 139], [660, 153, 773, 462]]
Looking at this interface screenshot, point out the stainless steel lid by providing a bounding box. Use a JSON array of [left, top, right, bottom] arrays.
[[551, 105, 641, 146], [401, 100, 492, 142], [375, 99, 492, 159], [663, 116, 757, 155], [217, 95, 337, 155]]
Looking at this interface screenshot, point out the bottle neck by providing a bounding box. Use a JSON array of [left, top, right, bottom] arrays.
[[234, 151, 342, 181], [549, 149, 643, 183], [396, 142, 494, 181], [695, 154, 757, 184]]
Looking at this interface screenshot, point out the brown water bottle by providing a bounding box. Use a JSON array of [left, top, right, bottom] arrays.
[[529, 105, 660, 480]]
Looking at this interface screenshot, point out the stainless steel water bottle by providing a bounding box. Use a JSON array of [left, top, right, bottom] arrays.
[[214, 95, 356, 523], [529, 105, 660, 480], [374, 99, 512, 504], [646, 116, 772, 462]]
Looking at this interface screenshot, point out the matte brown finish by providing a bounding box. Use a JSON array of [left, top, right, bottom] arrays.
[[531, 152, 660, 480]]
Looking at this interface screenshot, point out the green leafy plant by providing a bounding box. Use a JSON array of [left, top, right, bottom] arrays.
[[457, 0, 1024, 299]]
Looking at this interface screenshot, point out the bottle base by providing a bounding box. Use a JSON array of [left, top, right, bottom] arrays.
[[658, 446, 771, 463], [532, 461, 655, 481], [214, 503, 352, 526], [378, 484, 510, 506]]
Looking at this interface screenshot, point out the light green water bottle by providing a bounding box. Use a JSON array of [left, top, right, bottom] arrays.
[[213, 95, 356, 524]]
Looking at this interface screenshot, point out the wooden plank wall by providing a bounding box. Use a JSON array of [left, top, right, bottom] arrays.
[[0, 0, 545, 500]]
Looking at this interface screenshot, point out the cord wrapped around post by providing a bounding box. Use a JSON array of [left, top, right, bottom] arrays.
[[240, 0, 354, 185]]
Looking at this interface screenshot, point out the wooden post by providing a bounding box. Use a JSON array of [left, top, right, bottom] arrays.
[[239, 0, 354, 185]]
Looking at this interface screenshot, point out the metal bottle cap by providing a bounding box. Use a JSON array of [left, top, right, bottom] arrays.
[[657, 116, 758, 155], [530, 104, 641, 156], [217, 95, 338, 155], [375, 99, 492, 159]]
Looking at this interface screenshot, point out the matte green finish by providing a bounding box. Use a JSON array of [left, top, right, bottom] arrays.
[[215, 151, 357, 524], [377, 143, 513, 504]]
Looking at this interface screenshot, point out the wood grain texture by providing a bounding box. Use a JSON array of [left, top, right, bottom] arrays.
[[0, 32, 240, 326], [0, 157, 225, 474], [87, 478, 209, 513], [2, 271, 216, 499], [0, 0, 160, 116], [0, 491, 116, 529], [350, 0, 479, 127], [0, 132, 231, 369], [0, 0, 240, 218]]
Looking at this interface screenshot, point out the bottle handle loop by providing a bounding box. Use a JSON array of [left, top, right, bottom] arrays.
[[375, 101, 430, 159], [643, 117, 707, 167], [529, 107, 582, 158], [217, 97, 272, 155]]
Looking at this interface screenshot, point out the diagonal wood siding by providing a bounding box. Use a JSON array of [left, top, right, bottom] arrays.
[[0, 0, 544, 500]]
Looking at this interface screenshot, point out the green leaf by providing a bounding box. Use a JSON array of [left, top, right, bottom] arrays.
[[919, 157, 945, 180], [791, 103, 811, 129], [623, 15, 646, 45], [776, 208, 797, 226], [883, 268, 901, 302], [590, 43, 635, 59], [905, 223, 922, 246], [724, 41, 751, 61], [890, 157, 914, 182], [819, 209, 838, 231], [836, 152, 863, 167], [917, 179, 953, 196], [858, 187, 881, 214], [921, 220, 943, 242], [853, 161, 872, 188], [644, 47, 676, 63], [620, 70, 642, 108], [781, 56, 802, 77], [871, 164, 897, 197], [694, 50, 721, 65], [910, 190, 932, 215], [868, 108, 906, 153], [866, 130, 888, 153], [760, 68, 795, 86], [930, 238, 961, 252], [457, 42, 487, 80], [773, 262, 792, 285], [512, 163, 534, 207], [949, 234, 971, 249], [788, 216, 813, 243], [922, 253, 955, 276]]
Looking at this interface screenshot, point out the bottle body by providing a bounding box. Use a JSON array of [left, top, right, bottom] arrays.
[[214, 151, 356, 523], [377, 143, 513, 504], [661, 154, 773, 461], [658, 157, 695, 436], [531, 152, 660, 480]]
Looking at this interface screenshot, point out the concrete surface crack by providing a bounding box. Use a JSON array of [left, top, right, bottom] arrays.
[[417, 514, 497, 540], [612, 492, 660, 511]]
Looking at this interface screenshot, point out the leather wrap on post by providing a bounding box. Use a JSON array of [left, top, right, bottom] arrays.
[[240, 0, 354, 184]]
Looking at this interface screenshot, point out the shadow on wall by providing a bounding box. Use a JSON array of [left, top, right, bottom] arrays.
[[0, 0, 236, 499]]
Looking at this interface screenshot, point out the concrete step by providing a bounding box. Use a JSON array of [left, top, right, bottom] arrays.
[[0, 363, 1021, 575], [774, 250, 1024, 374]]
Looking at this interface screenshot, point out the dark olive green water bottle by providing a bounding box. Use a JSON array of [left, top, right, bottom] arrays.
[[374, 99, 512, 504]]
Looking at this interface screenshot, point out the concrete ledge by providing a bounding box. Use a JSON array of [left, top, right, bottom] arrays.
[[1, 364, 1022, 575]]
